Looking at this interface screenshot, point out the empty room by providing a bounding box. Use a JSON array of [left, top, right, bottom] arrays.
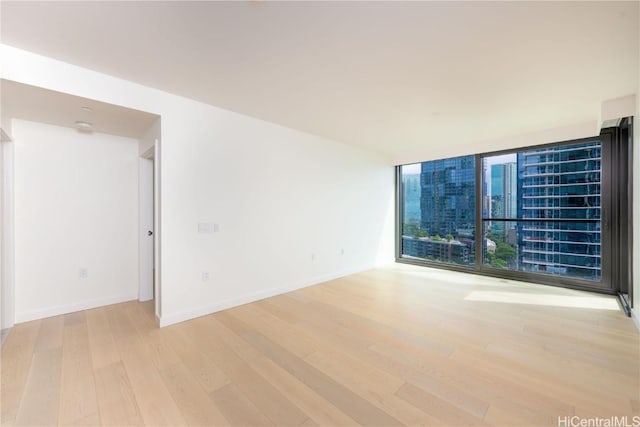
[[1, 1, 639, 426]]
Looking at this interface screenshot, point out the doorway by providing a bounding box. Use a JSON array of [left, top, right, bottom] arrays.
[[139, 146, 155, 306], [1, 131, 15, 341]]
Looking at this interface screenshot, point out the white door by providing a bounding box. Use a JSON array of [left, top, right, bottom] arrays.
[[1, 136, 16, 332], [139, 157, 154, 302]]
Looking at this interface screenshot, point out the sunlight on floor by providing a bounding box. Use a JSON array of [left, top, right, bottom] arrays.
[[464, 290, 620, 310]]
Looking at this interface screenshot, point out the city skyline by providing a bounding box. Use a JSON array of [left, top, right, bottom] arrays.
[[401, 142, 602, 280]]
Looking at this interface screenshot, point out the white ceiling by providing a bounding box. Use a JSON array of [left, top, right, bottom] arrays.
[[1, 1, 638, 156], [1, 80, 159, 139]]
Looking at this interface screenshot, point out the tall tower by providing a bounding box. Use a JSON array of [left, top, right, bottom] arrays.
[[402, 173, 421, 223], [490, 162, 517, 218], [517, 142, 601, 280], [490, 162, 517, 238], [420, 156, 475, 237]]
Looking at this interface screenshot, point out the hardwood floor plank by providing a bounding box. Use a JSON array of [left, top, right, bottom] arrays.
[[196, 318, 310, 426], [0, 320, 41, 425], [395, 382, 488, 426], [449, 348, 631, 418], [241, 330, 403, 426], [85, 307, 121, 370], [209, 384, 273, 427], [300, 417, 318, 427], [247, 355, 359, 426], [175, 349, 231, 393], [93, 362, 143, 426], [369, 343, 489, 419], [483, 401, 561, 426], [109, 306, 186, 426], [226, 304, 318, 359], [159, 361, 230, 426], [33, 314, 64, 353], [139, 328, 182, 372], [304, 348, 442, 426], [14, 347, 63, 426], [160, 319, 231, 394], [2, 265, 637, 427], [64, 311, 86, 327], [58, 322, 99, 425]]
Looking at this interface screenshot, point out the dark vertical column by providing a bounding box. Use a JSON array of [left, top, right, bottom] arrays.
[[475, 154, 483, 270]]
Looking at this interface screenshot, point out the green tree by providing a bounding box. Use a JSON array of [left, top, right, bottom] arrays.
[[491, 258, 508, 268], [496, 242, 516, 260], [403, 223, 427, 238]]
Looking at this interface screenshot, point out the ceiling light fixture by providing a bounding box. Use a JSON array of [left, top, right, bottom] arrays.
[[80, 106, 92, 112], [75, 120, 93, 131]]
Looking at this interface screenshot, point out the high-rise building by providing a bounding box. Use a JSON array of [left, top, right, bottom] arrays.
[[491, 163, 517, 219], [490, 162, 517, 239], [402, 173, 421, 223], [420, 155, 475, 240], [401, 236, 470, 264], [517, 142, 601, 280]]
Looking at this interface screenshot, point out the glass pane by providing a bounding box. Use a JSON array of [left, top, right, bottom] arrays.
[[400, 156, 476, 266], [519, 142, 601, 220], [483, 220, 601, 281], [482, 153, 517, 220], [484, 220, 518, 269], [481, 141, 602, 281]]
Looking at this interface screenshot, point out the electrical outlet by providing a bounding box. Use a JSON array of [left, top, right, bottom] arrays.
[[79, 268, 88, 279], [202, 272, 210, 282], [311, 253, 316, 261], [340, 248, 345, 255]]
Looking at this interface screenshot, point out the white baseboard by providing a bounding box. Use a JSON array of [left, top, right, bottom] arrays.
[[15, 293, 138, 323], [631, 308, 640, 332], [159, 264, 374, 327]]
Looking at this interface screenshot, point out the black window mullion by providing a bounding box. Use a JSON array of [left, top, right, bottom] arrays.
[[475, 154, 483, 271]]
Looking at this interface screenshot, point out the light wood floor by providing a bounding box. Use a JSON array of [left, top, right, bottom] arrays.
[[2, 265, 639, 426]]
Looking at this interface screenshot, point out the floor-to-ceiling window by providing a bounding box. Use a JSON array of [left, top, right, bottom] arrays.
[[396, 122, 632, 298], [481, 141, 602, 281], [399, 155, 476, 267]]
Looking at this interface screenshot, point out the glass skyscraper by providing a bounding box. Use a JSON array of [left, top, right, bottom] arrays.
[[517, 142, 602, 280], [400, 155, 476, 265], [490, 162, 517, 219], [402, 173, 421, 223], [420, 155, 476, 237]]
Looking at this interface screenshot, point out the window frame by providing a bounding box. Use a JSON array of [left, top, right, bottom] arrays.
[[395, 131, 620, 295]]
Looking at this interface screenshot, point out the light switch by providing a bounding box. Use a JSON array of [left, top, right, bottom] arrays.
[[198, 223, 213, 234]]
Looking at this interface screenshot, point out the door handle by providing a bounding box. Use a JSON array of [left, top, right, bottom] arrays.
[[148, 230, 153, 236]]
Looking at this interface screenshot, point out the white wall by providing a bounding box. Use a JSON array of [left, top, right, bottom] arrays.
[[160, 117, 393, 324], [13, 119, 139, 322], [1, 45, 395, 326], [139, 117, 160, 155]]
